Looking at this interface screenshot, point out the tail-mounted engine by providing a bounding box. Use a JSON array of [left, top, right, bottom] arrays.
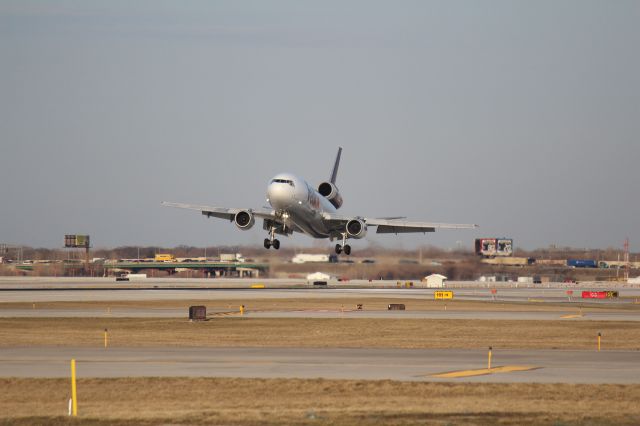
[[234, 210, 255, 230], [346, 218, 367, 239], [318, 182, 343, 209]]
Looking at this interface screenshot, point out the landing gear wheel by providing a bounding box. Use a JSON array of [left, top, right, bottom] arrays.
[[272, 239, 280, 250], [264, 239, 271, 249], [344, 245, 351, 255], [335, 244, 342, 254]]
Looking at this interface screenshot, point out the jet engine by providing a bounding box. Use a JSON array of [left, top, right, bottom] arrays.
[[318, 182, 343, 209], [346, 218, 367, 239], [234, 210, 255, 230]]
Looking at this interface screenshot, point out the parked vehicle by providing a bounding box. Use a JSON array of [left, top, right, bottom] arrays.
[[567, 259, 598, 268]]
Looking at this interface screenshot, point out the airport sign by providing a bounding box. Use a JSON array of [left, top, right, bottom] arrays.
[[581, 291, 619, 299], [434, 291, 454, 300]]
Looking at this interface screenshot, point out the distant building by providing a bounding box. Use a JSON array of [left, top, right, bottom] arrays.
[[293, 254, 330, 264], [306, 272, 332, 281], [424, 274, 447, 288]]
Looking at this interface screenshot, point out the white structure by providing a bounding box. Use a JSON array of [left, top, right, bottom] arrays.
[[628, 276, 640, 284], [220, 253, 245, 262], [125, 273, 147, 280], [306, 272, 332, 281], [517, 276, 534, 283], [293, 254, 330, 264], [424, 274, 447, 288]]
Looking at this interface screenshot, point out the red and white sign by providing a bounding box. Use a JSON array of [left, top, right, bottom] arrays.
[[582, 291, 610, 299]]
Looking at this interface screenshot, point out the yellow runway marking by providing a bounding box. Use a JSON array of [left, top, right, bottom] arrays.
[[431, 365, 539, 378], [211, 311, 241, 317], [560, 314, 584, 319], [528, 298, 545, 303]]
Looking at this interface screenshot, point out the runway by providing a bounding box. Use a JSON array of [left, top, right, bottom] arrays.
[[1, 346, 638, 384], [1, 285, 639, 305], [2, 277, 638, 320], [1, 307, 638, 321]]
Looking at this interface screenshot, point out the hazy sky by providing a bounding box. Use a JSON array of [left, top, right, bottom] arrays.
[[1, 1, 638, 251]]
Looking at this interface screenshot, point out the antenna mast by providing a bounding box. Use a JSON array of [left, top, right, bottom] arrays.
[[624, 238, 630, 282]]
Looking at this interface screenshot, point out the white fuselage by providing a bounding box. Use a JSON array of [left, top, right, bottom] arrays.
[[266, 173, 337, 239]]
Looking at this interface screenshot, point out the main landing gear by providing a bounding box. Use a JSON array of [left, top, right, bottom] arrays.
[[264, 226, 280, 250], [335, 233, 351, 255]]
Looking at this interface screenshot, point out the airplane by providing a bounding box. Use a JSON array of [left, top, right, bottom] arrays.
[[162, 147, 477, 255]]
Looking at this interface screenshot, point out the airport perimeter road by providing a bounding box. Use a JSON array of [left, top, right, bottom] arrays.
[[1, 307, 639, 321], [1, 286, 640, 305], [1, 347, 639, 384], [1, 276, 639, 292]]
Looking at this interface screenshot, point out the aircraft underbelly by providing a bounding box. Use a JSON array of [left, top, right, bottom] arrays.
[[289, 206, 330, 239]]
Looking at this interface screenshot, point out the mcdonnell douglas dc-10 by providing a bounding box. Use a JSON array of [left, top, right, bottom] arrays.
[[163, 148, 477, 255]]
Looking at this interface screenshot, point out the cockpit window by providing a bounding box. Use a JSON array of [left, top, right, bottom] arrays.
[[271, 179, 295, 187]]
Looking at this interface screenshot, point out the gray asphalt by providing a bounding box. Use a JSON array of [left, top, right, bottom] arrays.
[[1, 346, 638, 383], [2, 278, 638, 320], [1, 307, 638, 321], [1, 287, 639, 304]]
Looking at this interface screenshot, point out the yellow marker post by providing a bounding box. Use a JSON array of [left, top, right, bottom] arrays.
[[239, 305, 244, 316], [104, 329, 108, 349], [598, 332, 601, 352], [70, 359, 78, 416], [488, 346, 493, 370]]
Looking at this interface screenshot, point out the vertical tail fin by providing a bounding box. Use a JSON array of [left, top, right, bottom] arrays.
[[330, 147, 342, 184]]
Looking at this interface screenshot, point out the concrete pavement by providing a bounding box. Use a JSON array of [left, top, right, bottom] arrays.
[[1, 346, 638, 383]]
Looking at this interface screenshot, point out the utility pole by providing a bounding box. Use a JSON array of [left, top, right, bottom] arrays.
[[624, 238, 630, 282]]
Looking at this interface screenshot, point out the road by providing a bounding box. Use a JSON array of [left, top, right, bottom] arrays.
[[0, 306, 638, 321], [1, 346, 638, 383], [1, 285, 639, 304]]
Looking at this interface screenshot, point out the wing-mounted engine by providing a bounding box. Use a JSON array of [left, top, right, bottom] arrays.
[[346, 218, 367, 239], [234, 210, 255, 230], [318, 182, 343, 209]]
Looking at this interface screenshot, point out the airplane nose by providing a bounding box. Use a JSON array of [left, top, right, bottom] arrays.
[[267, 183, 294, 209]]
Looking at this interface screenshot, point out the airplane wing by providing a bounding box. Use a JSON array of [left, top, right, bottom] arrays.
[[322, 213, 478, 234], [162, 202, 276, 221]]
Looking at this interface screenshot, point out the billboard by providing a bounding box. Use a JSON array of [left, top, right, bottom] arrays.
[[475, 238, 513, 257], [65, 235, 90, 248]]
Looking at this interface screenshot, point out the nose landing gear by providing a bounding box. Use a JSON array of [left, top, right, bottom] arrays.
[[334, 233, 351, 255]]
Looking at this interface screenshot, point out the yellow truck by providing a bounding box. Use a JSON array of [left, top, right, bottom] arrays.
[[155, 254, 175, 262]]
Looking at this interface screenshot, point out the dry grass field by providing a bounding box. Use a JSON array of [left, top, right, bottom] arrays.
[[1, 317, 639, 350], [1, 378, 640, 425]]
